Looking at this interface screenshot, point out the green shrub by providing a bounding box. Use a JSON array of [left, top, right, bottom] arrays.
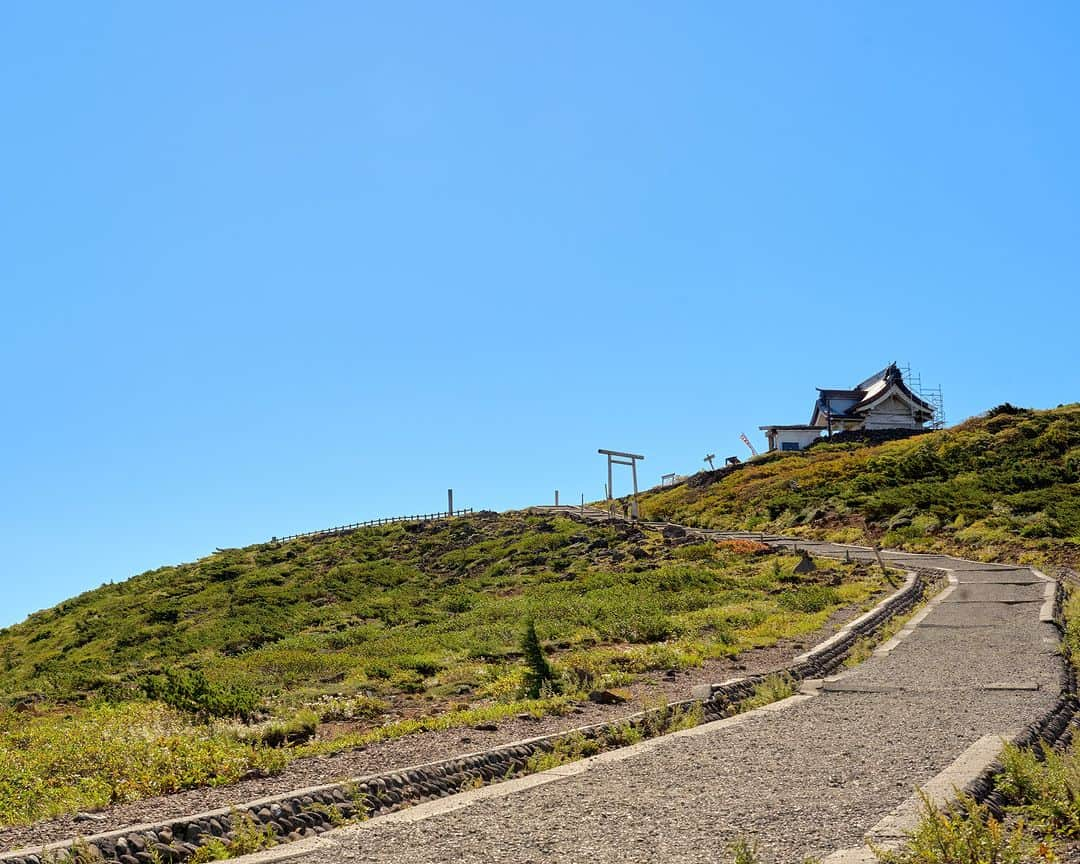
[[874, 792, 1034, 863], [226, 810, 278, 855], [673, 543, 716, 561], [139, 669, 260, 720], [189, 838, 231, 862], [521, 620, 558, 699], [728, 837, 760, 864], [640, 698, 703, 736], [317, 695, 389, 722], [741, 674, 795, 711], [598, 608, 679, 643], [525, 731, 600, 773], [996, 743, 1080, 837], [250, 709, 319, 748], [779, 586, 840, 614]]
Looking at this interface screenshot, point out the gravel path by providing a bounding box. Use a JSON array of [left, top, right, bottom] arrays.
[[0, 606, 873, 853], [257, 550, 1058, 864]]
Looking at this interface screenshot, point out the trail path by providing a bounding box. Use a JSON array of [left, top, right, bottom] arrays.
[[236, 518, 1061, 863]]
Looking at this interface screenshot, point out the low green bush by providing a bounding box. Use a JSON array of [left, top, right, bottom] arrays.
[[779, 585, 840, 614], [139, 669, 260, 720], [740, 673, 795, 711], [996, 743, 1080, 838], [874, 792, 1034, 863], [248, 709, 319, 748]]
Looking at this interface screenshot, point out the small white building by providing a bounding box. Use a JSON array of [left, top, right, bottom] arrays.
[[760, 364, 935, 452], [759, 424, 827, 452]]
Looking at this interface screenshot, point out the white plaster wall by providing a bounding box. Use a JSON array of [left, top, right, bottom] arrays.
[[774, 428, 825, 450]]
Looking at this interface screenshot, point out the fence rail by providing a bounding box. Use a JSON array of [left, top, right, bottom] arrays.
[[271, 508, 475, 544]]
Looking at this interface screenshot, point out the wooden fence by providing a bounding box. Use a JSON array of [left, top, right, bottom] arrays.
[[271, 508, 475, 544]]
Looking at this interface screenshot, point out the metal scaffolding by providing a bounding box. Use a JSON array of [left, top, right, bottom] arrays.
[[900, 363, 946, 430]]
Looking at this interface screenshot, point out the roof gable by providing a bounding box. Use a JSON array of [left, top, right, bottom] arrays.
[[854, 381, 932, 416], [812, 363, 934, 424]]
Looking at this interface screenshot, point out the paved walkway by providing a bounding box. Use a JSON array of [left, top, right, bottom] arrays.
[[242, 539, 1061, 863]]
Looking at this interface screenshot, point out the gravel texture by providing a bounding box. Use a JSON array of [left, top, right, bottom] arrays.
[[259, 555, 1058, 864], [946, 583, 1044, 602]]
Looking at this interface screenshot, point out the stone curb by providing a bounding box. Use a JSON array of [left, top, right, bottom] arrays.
[[959, 573, 1078, 819], [793, 571, 920, 663], [823, 733, 1018, 863], [215, 694, 830, 864], [0, 564, 936, 864], [823, 566, 1075, 862]]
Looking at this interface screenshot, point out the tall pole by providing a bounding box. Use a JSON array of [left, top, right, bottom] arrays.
[[607, 455, 613, 514], [448, 488, 453, 516], [631, 459, 639, 519]]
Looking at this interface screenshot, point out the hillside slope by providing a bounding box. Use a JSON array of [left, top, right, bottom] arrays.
[[0, 513, 875, 711], [639, 403, 1080, 569], [0, 512, 884, 825], [4, 401, 1074, 830]]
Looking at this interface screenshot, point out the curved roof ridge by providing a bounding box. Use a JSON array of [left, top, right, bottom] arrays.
[[853, 362, 899, 391]]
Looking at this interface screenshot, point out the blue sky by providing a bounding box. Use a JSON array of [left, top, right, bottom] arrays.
[[2, 3, 1078, 627]]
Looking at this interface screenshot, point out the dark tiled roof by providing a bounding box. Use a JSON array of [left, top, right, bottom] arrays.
[[814, 363, 933, 419]]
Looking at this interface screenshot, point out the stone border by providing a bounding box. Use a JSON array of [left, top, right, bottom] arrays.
[[0, 567, 936, 864], [822, 733, 1018, 864], [960, 572, 1079, 818], [827, 565, 1080, 863], [823, 566, 1065, 861], [236, 690, 829, 864]]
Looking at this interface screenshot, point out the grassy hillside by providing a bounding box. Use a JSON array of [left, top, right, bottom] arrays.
[[8, 401, 1074, 830], [0, 512, 882, 825], [0, 513, 876, 710], [639, 403, 1080, 569]]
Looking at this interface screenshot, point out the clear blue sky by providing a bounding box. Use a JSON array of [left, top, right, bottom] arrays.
[[2, 3, 1078, 627]]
